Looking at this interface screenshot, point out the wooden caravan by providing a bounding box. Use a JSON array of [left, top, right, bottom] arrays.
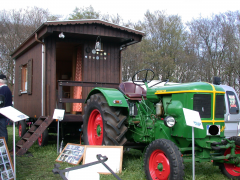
[[11, 20, 144, 125]]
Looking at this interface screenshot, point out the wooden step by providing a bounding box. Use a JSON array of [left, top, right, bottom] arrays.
[[34, 120, 44, 126], [16, 116, 54, 155]]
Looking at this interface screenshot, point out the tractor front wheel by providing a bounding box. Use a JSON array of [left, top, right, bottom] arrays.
[[144, 139, 184, 180], [83, 93, 127, 146], [219, 136, 240, 179]]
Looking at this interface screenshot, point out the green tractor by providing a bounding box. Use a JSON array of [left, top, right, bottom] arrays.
[[83, 69, 240, 180]]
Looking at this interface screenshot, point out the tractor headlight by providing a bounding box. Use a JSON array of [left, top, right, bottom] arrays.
[[164, 116, 176, 128]]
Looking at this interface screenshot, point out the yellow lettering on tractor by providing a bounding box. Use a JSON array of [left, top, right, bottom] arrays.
[[220, 125, 225, 132], [155, 90, 167, 94]]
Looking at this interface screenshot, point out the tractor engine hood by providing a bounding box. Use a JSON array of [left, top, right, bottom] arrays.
[[146, 82, 225, 103]]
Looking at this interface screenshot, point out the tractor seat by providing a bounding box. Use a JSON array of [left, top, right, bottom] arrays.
[[119, 82, 146, 101]]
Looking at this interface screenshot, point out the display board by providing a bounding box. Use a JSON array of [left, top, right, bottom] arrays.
[[83, 146, 123, 174], [0, 106, 28, 122], [183, 108, 203, 129], [56, 144, 85, 165], [53, 109, 65, 121], [0, 137, 14, 180]]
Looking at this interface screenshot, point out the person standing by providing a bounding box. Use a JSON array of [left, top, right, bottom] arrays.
[[0, 74, 12, 143]]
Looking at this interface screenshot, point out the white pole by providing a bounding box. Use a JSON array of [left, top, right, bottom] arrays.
[[57, 120, 59, 154], [192, 127, 195, 180], [13, 122, 16, 180]]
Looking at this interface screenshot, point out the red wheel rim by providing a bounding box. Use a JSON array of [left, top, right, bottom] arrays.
[[149, 149, 170, 180], [38, 134, 43, 146], [87, 109, 103, 145], [224, 145, 240, 176], [19, 124, 22, 137]]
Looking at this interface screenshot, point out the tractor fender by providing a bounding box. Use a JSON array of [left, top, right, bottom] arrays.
[[85, 87, 129, 108]]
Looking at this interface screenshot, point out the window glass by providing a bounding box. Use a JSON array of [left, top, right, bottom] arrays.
[[19, 59, 32, 95], [193, 94, 211, 118], [215, 95, 225, 118], [226, 91, 239, 114], [21, 64, 28, 92]]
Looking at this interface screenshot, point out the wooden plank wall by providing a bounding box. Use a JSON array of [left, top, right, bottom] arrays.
[[45, 37, 56, 116], [14, 44, 42, 118], [82, 42, 121, 101], [14, 22, 141, 118]]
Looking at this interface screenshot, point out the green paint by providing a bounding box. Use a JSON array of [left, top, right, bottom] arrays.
[[85, 81, 240, 164], [157, 163, 163, 171], [86, 87, 128, 108], [97, 125, 101, 136]]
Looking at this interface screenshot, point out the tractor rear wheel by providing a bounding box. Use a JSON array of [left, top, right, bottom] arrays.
[[18, 120, 27, 138], [144, 139, 184, 180], [83, 93, 127, 146], [219, 136, 240, 179]]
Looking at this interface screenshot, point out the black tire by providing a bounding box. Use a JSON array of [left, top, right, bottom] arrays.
[[144, 139, 184, 180], [18, 120, 27, 138], [83, 93, 127, 146], [219, 136, 240, 179], [38, 129, 49, 147]]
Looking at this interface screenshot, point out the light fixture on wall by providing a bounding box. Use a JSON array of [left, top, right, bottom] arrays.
[[59, 32, 65, 39], [95, 36, 104, 52]]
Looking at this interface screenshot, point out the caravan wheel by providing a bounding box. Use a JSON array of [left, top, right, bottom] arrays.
[[38, 129, 49, 147], [18, 120, 27, 137]]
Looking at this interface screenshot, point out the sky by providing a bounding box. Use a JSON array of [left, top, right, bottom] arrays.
[[1, 0, 240, 24]]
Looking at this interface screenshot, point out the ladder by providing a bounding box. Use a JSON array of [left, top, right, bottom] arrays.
[[16, 116, 54, 155]]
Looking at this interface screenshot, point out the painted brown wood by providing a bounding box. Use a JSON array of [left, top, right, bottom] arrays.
[[18, 65, 22, 96], [14, 44, 42, 118], [46, 37, 57, 117], [13, 20, 144, 122], [27, 59, 33, 94]]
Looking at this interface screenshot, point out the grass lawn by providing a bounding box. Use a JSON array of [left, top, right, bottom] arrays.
[[6, 126, 229, 180]]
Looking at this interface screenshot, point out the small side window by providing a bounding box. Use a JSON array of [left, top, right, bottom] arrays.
[[18, 59, 32, 95], [226, 91, 239, 114], [21, 64, 28, 92]]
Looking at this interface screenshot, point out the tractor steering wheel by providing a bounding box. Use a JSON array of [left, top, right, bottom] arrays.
[[132, 69, 155, 86]]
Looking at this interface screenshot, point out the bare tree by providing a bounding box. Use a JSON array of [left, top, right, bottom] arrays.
[[68, 7, 240, 92], [140, 10, 186, 81], [0, 7, 59, 91], [187, 11, 240, 93]]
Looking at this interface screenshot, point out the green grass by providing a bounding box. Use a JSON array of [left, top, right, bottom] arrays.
[[6, 126, 229, 180]]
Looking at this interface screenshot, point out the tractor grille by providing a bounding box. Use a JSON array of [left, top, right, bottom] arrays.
[[215, 95, 225, 118], [193, 94, 211, 118]]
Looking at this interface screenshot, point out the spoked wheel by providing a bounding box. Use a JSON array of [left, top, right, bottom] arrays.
[[83, 93, 127, 146], [144, 139, 184, 180], [219, 136, 240, 179], [87, 109, 103, 145], [38, 129, 49, 147], [18, 120, 27, 137]]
